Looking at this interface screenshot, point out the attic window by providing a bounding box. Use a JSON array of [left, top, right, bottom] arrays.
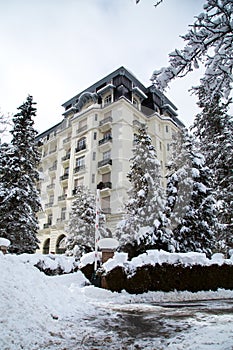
[[104, 94, 111, 106]]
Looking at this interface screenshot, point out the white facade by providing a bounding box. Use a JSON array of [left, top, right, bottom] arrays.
[[36, 67, 184, 254]]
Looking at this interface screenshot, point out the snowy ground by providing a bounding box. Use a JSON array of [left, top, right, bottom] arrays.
[[1, 252, 233, 350]]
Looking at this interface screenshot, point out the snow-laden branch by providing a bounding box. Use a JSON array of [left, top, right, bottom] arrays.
[[151, 0, 233, 101]]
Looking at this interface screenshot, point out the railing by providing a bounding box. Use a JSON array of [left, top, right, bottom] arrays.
[[74, 165, 85, 173], [45, 202, 54, 208], [61, 153, 70, 161], [75, 144, 86, 153], [102, 208, 111, 214], [60, 173, 69, 181], [98, 159, 112, 168], [58, 194, 67, 201], [99, 116, 113, 127], [97, 181, 112, 190], [63, 136, 71, 144], [133, 119, 144, 128], [98, 135, 112, 145], [46, 183, 55, 190], [49, 147, 57, 154], [43, 223, 51, 229], [76, 125, 87, 134], [48, 165, 57, 172]]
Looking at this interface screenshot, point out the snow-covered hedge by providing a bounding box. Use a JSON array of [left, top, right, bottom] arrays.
[[101, 250, 233, 294]]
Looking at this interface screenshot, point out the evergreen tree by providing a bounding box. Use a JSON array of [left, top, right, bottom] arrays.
[[167, 130, 217, 257], [192, 87, 233, 251], [0, 96, 41, 254], [116, 126, 166, 257], [65, 186, 107, 258]]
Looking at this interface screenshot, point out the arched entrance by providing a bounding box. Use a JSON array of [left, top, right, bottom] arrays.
[[56, 234, 66, 254], [42, 238, 50, 254]]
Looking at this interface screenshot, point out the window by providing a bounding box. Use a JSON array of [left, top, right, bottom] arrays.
[[165, 125, 169, 133], [64, 166, 69, 175], [93, 132, 97, 140], [167, 143, 170, 151], [95, 114, 98, 121], [103, 150, 111, 160], [159, 142, 162, 151], [49, 195, 54, 204], [48, 214, 53, 225], [104, 94, 111, 106], [76, 156, 85, 168], [77, 137, 86, 151], [133, 98, 138, 108], [61, 207, 66, 220], [92, 174, 95, 184], [92, 152, 96, 161]]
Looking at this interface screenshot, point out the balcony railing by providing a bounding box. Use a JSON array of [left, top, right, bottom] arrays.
[[98, 135, 112, 146], [63, 136, 71, 144], [97, 181, 112, 190], [49, 147, 57, 154], [48, 165, 57, 172], [76, 125, 87, 134], [74, 165, 85, 173], [58, 194, 67, 201], [46, 183, 55, 190], [43, 223, 51, 229], [45, 202, 54, 208], [61, 153, 70, 161], [102, 208, 111, 214], [60, 173, 69, 181], [99, 116, 113, 127], [75, 144, 86, 153], [98, 159, 112, 168]]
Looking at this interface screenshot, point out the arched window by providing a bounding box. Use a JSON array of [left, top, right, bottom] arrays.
[[43, 238, 50, 254], [56, 235, 66, 254]]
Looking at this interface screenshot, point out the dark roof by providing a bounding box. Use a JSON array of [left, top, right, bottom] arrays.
[[62, 66, 148, 109]]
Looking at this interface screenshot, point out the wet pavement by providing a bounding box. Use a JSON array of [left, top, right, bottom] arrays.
[[43, 299, 233, 350]]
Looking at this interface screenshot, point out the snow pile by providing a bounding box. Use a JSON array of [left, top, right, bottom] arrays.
[[14, 252, 79, 274], [103, 249, 233, 273], [1, 252, 233, 349], [0, 237, 11, 247]]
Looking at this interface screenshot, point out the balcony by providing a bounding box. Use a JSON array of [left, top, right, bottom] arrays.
[[74, 165, 85, 173], [102, 208, 111, 215], [45, 202, 54, 209], [75, 144, 86, 153], [63, 136, 71, 144], [99, 116, 113, 132], [46, 183, 55, 190], [97, 181, 112, 196], [133, 119, 145, 129], [48, 165, 57, 173], [58, 194, 67, 201], [76, 125, 87, 134], [49, 147, 57, 155], [98, 159, 112, 174], [61, 153, 70, 162], [60, 173, 69, 181], [43, 223, 51, 229]]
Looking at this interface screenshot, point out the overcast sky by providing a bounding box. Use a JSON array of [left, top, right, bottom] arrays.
[[0, 0, 205, 134]]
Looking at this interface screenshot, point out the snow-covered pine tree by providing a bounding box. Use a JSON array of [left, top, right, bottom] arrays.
[[144, 0, 233, 103], [116, 126, 166, 257], [192, 87, 233, 251], [0, 96, 41, 254], [167, 129, 217, 257], [65, 186, 107, 258]]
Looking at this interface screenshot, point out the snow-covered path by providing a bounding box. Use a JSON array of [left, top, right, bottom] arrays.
[[1, 253, 233, 350]]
